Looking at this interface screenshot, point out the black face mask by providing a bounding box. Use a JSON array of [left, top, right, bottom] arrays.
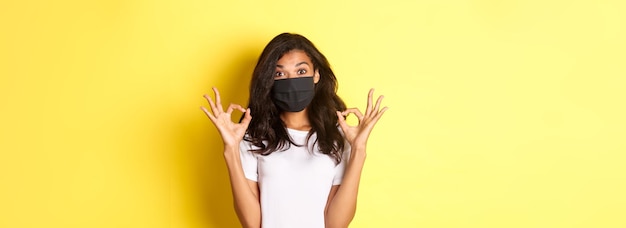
[[271, 76, 315, 112]]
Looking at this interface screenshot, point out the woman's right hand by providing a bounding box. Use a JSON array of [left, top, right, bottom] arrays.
[[201, 87, 252, 149]]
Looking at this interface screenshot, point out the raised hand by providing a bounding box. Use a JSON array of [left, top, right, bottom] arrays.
[[201, 87, 252, 148], [336, 88, 388, 150]]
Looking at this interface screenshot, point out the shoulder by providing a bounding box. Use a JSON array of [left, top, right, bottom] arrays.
[[239, 135, 264, 156]]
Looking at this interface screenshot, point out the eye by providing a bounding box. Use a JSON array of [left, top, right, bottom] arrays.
[[275, 71, 284, 77], [297, 69, 307, 75]]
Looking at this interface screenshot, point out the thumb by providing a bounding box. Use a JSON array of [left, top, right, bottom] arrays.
[[336, 111, 348, 131], [241, 108, 252, 128]]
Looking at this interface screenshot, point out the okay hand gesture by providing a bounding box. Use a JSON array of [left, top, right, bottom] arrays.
[[336, 89, 388, 150], [201, 87, 252, 148]]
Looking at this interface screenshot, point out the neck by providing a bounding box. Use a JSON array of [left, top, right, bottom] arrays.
[[280, 108, 311, 131]]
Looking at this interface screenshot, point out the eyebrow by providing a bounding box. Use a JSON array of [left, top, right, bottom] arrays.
[[276, 62, 310, 68]]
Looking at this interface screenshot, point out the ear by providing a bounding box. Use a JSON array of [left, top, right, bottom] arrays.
[[314, 69, 320, 84]]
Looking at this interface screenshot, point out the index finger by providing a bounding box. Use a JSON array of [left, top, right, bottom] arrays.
[[336, 111, 349, 131]]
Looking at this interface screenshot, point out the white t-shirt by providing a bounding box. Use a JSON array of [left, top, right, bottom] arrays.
[[239, 128, 349, 228]]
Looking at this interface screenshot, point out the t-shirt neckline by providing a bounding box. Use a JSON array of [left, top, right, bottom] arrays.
[[286, 128, 310, 136]]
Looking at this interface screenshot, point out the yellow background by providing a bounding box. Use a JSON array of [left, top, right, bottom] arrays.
[[1, 0, 625, 227]]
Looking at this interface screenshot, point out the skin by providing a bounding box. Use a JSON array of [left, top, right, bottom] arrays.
[[201, 50, 388, 228], [273, 50, 320, 131]]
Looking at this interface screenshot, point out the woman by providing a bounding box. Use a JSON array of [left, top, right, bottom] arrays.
[[201, 33, 387, 228]]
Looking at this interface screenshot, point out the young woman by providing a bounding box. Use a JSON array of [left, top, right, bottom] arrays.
[[201, 33, 388, 228]]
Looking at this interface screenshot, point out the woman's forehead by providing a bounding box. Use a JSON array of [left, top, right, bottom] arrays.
[[277, 50, 312, 66]]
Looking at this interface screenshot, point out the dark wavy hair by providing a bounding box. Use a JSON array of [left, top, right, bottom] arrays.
[[242, 33, 347, 164]]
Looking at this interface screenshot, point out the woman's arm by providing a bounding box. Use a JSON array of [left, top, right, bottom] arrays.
[[325, 89, 388, 228], [324, 147, 366, 228], [201, 87, 261, 228], [224, 146, 261, 228]]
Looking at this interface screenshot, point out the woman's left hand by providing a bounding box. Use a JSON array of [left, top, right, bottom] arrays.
[[336, 88, 388, 150]]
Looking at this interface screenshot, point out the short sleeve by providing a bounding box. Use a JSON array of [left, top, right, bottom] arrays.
[[332, 142, 351, 185], [239, 140, 258, 182]]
